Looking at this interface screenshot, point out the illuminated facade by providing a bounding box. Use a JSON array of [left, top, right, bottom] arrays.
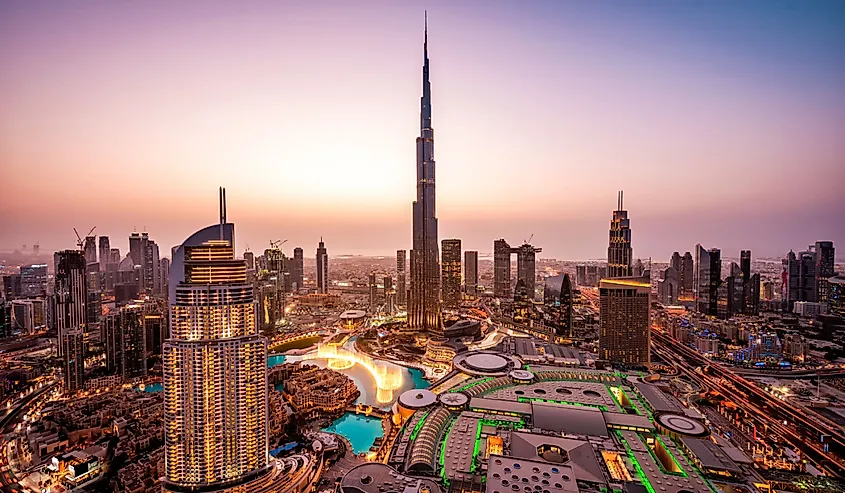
[[543, 274, 573, 337], [316, 238, 328, 294], [163, 190, 272, 492], [464, 250, 478, 297], [607, 191, 633, 278], [441, 239, 461, 308], [599, 277, 651, 366], [396, 249, 407, 306], [55, 250, 87, 391], [409, 15, 442, 333]]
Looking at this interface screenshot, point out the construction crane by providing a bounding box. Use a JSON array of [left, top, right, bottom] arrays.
[[73, 226, 97, 249], [269, 239, 288, 250], [524, 233, 534, 245]]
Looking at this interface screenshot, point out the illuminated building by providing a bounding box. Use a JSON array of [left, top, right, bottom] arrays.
[[408, 15, 442, 334], [464, 250, 478, 296], [396, 249, 407, 306], [441, 239, 462, 308], [543, 274, 573, 337], [368, 272, 378, 311], [384, 276, 397, 314], [11, 299, 47, 333], [83, 235, 97, 265], [829, 275, 845, 318], [515, 243, 541, 299], [316, 238, 328, 294], [599, 277, 650, 366], [56, 249, 87, 390], [785, 248, 817, 311], [163, 189, 272, 492], [494, 239, 512, 298], [129, 231, 162, 295], [815, 241, 835, 303], [657, 266, 679, 305], [243, 250, 255, 270], [104, 304, 148, 379], [607, 191, 633, 278], [20, 263, 47, 298], [3, 274, 22, 300]]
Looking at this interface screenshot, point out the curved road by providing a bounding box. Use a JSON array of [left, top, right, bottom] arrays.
[[0, 381, 58, 492]]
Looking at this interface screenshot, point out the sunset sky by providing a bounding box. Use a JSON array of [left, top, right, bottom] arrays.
[[2, 1, 844, 260]]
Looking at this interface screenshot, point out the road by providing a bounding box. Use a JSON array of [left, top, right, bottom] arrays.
[[0, 381, 57, 493], [653, 331, 845, 478]]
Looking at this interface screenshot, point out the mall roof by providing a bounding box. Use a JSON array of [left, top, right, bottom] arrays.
[[531, 401, 609, 437]]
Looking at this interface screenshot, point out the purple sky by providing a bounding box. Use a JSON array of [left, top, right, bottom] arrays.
[[1, 1, 844, 260]]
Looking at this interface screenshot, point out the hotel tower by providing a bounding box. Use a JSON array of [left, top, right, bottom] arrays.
[[163, 189, 283, 492], [408, 13, 442, 333]]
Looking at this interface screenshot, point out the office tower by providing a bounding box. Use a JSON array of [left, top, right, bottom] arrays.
[[607, 191, 633, 278], [515, 242, 541, 300], [86, 262, 102, 337], [83, 235, 97, 265], [103, 312, 120, 374], [109, 248, 121, 265], [98, 236, 110, 271], [291, 247, 304, 291], [815, 241, 835, 303], [316, 238, 328, 294], [829, 275, 845, 318], [785, 249, 817, 311], [11, 300, 37, 334], [384, 276, 396, 314], [20, 263, 48, 298], [369, 273, 378, 311], [408, 16, 442, 333], [680, 251, 694, 299], [694, 245, 721, 316], [657, 266, 679, 305], [464, 250, 478, 297], [670, 252, 681, 273], [543, 274, 573, 337], [55, 250, 87, 391], [163, 191, 273, 492], [144, 309, 165, 357], [397, 250, 407, 306], [244, 250, 255, 270], [740, 250, 751, 281], [599, 277, 651, 366], [159, 257, 170, 298], [745, 273, 760, 315], [632, 258, 645, 277], [129, 232, 161, 294], [3, 274, 22, 300], [0, 300, 10, 339], [494, 239, 512, 298], [441, 239, 462, 308]]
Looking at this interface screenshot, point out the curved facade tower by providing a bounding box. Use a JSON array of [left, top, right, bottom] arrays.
[[163, 189, 275, 492], [409, 13, 442, 333]]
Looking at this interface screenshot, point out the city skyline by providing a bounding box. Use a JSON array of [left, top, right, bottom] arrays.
[[2, 1, 844, 260]]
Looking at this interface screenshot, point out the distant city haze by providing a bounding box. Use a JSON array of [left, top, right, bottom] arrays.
[[2, 1, 844, 260]]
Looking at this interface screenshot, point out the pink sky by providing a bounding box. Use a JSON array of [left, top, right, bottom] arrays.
[[2, 1, 844, 259]]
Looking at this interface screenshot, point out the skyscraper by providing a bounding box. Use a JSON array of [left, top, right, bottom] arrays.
[[786, 248, 817, 310], [83, 235, 97, 265], [599, 277, 650, 366], [98, 236, 111, 271], [694, 245, 721, 316], [607, 191, 633, 278], [543, 274, 573, 337], [516, 243, 541, 300], [441, 239, 462, 308], [680, 251, 694, 299], [19, 263, 47, 298], [129, 232, 161, 295], [396, 250, 407, 306], [815, 241, 835, 303], [494, 239, 512, 298], [369, 272, 378, 311], [104, 305, 147, 379], [464, 250, 478, 297], [163, 190, 277, 492], [55, 250, 87, 391], [316, 238, 328, 294], [244, 250, 255, 270], [740, 250, 751, 281], [384, 276, 396, 314], [292, 247, 304, 291], [408, 14, 442, 333]]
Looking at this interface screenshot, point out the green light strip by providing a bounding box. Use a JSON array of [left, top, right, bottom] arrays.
[[470, 420, 483, 473], [652, 435, 687, 477], [605, 385, 625, 412], [409, 411, 430, 441], [616, 431, 657, 493], [455, 377, 493, 392]]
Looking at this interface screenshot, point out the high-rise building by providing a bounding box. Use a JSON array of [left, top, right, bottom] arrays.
[[464, 250, 478, 297], [159, 257, 170, 299], [494, 239, 512, 298], [829, 275, 845, 319], [657, 266, 679, 305], [740, 250, 751, 281], [441, 239, 462, 308], [369, 272, 378, 311], [408, 16, 442, 333], [314, 238, 328, 294], [680, 251, 694, 299], [396, 250, 407, 306], [384, 276, 396, 314], [694, 245, 721, 316], [543, 274, 573, 337], [515, 243, 541, 300], [816, 241, 835, 303], [120, 305, 147, 379], [244, 250, 255, 270], [129, 232, 161, 295], [97, 236, 110, 272], [599, 277, 650, 366], [3, 274, 22, 300], [607, 191, 632, 278], [55, 250, 87, 391], [0, 300, 10, 339], [20, 263, 47, 298], [785, 249, 817, 311], [292, 247, 304, 291], [11, 299, 47, 334], [163, 190, 276, 492], [83, 236, 97, 265]]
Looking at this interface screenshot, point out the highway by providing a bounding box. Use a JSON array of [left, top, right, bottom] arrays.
[[653, 331, 845, 478], [0, 381, 57, 493]]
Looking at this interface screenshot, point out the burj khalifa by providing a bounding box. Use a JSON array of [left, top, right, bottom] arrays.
[[408, 13, 442, 333]]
